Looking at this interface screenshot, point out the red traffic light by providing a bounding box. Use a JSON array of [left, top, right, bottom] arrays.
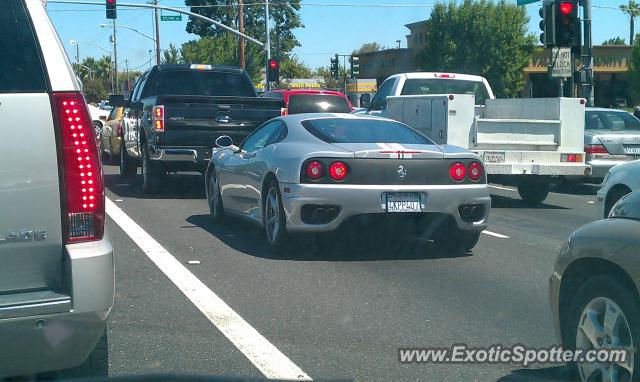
[[559, 2, 573, 15], [268, 59, 278, 70]]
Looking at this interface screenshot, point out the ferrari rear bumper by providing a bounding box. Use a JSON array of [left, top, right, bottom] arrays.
[[279, 182, 491, 233]]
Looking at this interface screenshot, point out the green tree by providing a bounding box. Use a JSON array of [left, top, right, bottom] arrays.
[[620, 1, 640, 45], [628, 37, 640, 102], [314, 65, 348, 91], [82, 78, 109, 103], [602, 37, 626, 45], [183, 0, 303, 81], [416, 0, 535, 98], [163, 43, 182, 64], [353, 42, 385, 55], [353, 42, 384, 55], [279, 55, 312, 79]]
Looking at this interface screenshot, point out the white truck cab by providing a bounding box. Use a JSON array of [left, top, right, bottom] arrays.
[[365, 72, 590, 205]]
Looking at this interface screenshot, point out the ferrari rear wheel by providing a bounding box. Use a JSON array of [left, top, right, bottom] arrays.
[[434, 227, 480, 254], [264, 180, 288, 247], [207, 171, 225, 221]]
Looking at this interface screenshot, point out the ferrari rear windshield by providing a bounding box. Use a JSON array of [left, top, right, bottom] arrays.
[[302, 118, 433, 144]]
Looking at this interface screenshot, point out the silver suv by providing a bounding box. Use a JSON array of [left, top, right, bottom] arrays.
[[0, 0, 114, 378]]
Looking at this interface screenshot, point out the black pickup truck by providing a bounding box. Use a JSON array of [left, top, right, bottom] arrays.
[[112, 64, 283, 193]]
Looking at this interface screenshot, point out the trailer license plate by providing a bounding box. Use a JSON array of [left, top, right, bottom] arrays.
[[624, 146, 640, 155], [385, 193, 422, 213], [484, 152, 505, 163]]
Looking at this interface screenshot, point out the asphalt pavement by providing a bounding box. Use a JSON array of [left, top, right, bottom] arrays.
[[102, 164, 600, 382]]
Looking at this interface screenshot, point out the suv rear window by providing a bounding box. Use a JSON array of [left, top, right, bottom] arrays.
[[288, 94, 351, 114], [0, 1, 47, 93], [144, 70, 256, 97], [302, 118, 433, 144]]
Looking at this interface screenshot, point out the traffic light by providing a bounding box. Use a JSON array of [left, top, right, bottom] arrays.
[[349, 55, 360, 78], [555, 0, 580, 49], [106, 0, 117, 19], [267, 58, 279, 83], [330, 54, 339, 80], [538, 1, 554, 48]]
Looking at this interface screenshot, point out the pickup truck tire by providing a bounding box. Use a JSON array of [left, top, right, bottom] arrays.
[[517, 180, 550, 206], [53, 327, 108, 379], [141, 144, 163, 194], [263, 180, 288, 248], [119, 138, 137, 179], [207, 170, 225, 221]]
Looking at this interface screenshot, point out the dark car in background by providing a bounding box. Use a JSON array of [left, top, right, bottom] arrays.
[[263, 89, 353, 115]]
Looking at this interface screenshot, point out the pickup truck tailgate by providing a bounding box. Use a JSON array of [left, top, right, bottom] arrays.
[[158, 95, 283, 147]]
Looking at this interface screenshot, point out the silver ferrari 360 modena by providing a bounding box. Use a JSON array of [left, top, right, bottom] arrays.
[[205, 113, 491, 251]]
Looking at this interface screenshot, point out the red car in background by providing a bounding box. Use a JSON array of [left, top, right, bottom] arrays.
[[263, 89, 354, 115]]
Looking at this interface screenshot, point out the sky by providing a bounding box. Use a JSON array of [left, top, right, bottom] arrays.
[[46, 0, 635, 73]]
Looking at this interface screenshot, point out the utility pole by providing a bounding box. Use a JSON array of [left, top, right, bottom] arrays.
[[582, 0, 594, 105], [125, 59, 130, 94], [112, 19, 118, 93], [239, 0, 245, 69], [343, 55, 347, 95], [264, 0, 271, 91], [154, 0, 161, 65], [75, 44, 80, 64]]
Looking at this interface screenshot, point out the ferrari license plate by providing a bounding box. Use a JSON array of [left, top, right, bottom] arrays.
[[385, 192, 422, 213], [484, 151, 505, 163]]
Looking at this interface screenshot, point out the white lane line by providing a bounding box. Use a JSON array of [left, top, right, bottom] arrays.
[[105, 198, 312, 381], [482, 230, 510, 239], [489, 185, 516, 192]]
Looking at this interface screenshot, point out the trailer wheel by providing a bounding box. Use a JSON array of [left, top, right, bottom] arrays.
[[517, 180, 550, 206]]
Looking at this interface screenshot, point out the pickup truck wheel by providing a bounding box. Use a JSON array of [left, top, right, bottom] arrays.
[[141, 144, 163, 194], [119, 138, 137, 179], [263, 180, 288, 248], [52, 327, 108, 379], [517, 180, 550, 206], [207, 171, 225, 221]]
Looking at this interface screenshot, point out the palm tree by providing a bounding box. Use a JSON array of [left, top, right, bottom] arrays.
[[620, 0, 640, 45]]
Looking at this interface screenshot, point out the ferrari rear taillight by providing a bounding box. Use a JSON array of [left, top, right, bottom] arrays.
[[450, 162, 466, 182], [468, 162, 484, 181], [305, 161, 324, 180], [153, 105, 164, 132], [53, 92, 105, 243], [329, 161, 348, 181]]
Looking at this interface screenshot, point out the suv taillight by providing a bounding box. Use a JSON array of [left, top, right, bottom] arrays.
[[153, 105, 165, 132], [53, 92, 105, 243]]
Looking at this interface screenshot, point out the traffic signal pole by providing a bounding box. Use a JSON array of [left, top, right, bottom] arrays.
[[113, 19, 118, 93], [154, 0, 160, 65], [582, 0, 595, 106], [264, 0, 271, 91]]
